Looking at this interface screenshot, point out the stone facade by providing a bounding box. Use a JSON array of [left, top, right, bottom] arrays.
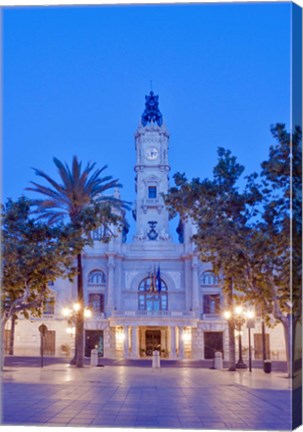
[[7, 92, 289, 363]]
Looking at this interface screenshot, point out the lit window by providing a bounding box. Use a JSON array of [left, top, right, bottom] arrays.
[[88, 270, 106, 285], [148, 186, 157, 199], [138, 277, 168, 311]]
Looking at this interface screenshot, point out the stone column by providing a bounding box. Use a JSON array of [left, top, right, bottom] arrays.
[[184, 258, 191, 311], [115, 257, 122, 311], [123, 326, 129, 358], [201, 329, 205, 360], [107, 258, 115, 310], [131, 326, 139, 358], [170, 326, 177, 359], [178, 326, 185, 359], [191, 257, 200, 313], [160, 328, 166, 356]]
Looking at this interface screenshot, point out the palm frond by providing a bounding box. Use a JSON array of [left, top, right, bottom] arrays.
[[28, 168, 64, 194], [53, 157, 73, 188], [28, 156, 124, 227]]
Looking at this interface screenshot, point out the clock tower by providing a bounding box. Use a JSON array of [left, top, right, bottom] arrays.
[[133, 91, 171, 242]]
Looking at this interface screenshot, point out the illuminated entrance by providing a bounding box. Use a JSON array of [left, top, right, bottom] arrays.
[[145, 330, 161, 356], [139, 327, 168, 357]]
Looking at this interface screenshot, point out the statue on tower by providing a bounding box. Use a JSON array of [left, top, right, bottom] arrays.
[[141, 91, 163, 127]]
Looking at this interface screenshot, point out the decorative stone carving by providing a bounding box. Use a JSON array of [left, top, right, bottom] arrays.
[[136, 230, 146, 241], [159, 230, 169, 241]]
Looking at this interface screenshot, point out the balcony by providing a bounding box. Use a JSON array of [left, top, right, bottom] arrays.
[[111, 310, 197, 318], [201, 313, 222, 320], [141, 198, 163, 214]]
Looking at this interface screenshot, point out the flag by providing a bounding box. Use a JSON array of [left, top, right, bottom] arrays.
[[157, 265, 162, 292], [149, 271, 154, 293], [153, 266, 157, 292]]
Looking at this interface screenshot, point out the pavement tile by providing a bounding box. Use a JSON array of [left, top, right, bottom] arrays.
[[2, 363, 292, 429]]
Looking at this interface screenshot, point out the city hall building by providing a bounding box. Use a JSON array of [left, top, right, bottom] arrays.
[[7, 92, 287, 362]]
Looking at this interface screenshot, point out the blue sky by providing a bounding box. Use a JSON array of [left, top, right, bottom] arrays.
[[3, 3, 292, 239]]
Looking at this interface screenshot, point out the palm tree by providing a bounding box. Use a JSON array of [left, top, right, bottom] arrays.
[[27, 156, 125, 367]]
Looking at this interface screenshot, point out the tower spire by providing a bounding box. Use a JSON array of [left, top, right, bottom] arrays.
[[141, 91, 163, 127]]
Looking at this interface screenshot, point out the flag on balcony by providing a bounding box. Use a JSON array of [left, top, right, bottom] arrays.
[[149, 271, 155, 292], [157, 265, 162, 292], [153, 266, 157, 292]]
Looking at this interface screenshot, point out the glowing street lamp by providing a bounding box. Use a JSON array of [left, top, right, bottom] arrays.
[[224, 305, 249, 369], [245, 310, 255, 372], [62, 303, 92, 361]]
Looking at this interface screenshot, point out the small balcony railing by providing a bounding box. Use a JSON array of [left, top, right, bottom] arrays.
[[111, 310, 197, 318]]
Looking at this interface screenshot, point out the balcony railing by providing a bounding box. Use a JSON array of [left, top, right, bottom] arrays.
[[201, 313, 221, 320], [111, 310, 197, 318]]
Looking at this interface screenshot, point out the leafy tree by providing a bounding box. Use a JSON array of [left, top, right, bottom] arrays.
[[165, 124, 301, 377], [1, 196, 74, 369], [27, 156, 127, 367], [259, 124, 302, 377], [165, 148, 262, 370]]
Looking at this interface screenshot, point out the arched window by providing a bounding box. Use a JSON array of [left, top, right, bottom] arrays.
[[88, 270, 106, 286], [138, 277, 168, 311], [201, 271, 219, 286]]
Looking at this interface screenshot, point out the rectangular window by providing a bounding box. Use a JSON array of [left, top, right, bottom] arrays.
[[89, 293, 104, 313], [43, 298, 55, 315], [203, 294, 220, 314], [148, 186, 157, 199]]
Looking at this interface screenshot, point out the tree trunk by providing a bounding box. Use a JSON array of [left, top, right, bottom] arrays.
[[261, 318, 267, 361], [228, 320, 236, 371], [227, 279, 236, 371], [281, 316, 292, 378], [9, 315, 16, 356], [75, 253, 84, 368], [1, 317, 8, 371]]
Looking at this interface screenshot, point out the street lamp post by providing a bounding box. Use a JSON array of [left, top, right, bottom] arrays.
[[234, 306, 247, 369], [62, 303, 92, 364], [224, 306, 255, 370], [246, 311, 255, 372]]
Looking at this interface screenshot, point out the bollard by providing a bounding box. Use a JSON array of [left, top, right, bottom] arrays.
[[152, 350, 160, 368], [214, 351, 223, 369], [90, 349, 98, 367], [263, 360, 272, 373]]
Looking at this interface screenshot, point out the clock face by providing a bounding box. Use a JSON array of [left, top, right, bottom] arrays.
[[145, 147, 159, 160]]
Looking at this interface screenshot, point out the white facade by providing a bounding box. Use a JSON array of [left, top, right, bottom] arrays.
[[7, 92, 288, 363]]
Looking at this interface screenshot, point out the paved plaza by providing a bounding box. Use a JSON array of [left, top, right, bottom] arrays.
[[1, 360, 295, 430]]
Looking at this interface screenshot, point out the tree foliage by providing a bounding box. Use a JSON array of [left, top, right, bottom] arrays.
[[165, 124, 302, 376], [26, 156, 128, 367], [1, 196, 75, 366]]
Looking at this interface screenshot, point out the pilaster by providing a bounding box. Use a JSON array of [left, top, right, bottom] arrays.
[[178, 326, 185, 359], [191, 256, 200, 312], [123, 325, 129, 358], [170, 326, 177, 359], [107, 256, 115, 310], [131, 326, 139, 358]]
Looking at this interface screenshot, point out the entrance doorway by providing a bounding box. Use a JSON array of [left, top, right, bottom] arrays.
[[4, 330, 11, 354], [85, 330, 104, 357], [145, 330, 161, 356], [204, 331, 223, 359], [254, 333, 270, 359], [43, 330, 56, 356]]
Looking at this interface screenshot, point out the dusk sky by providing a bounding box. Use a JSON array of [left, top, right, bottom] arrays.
[[3, 3, 291, 239]]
